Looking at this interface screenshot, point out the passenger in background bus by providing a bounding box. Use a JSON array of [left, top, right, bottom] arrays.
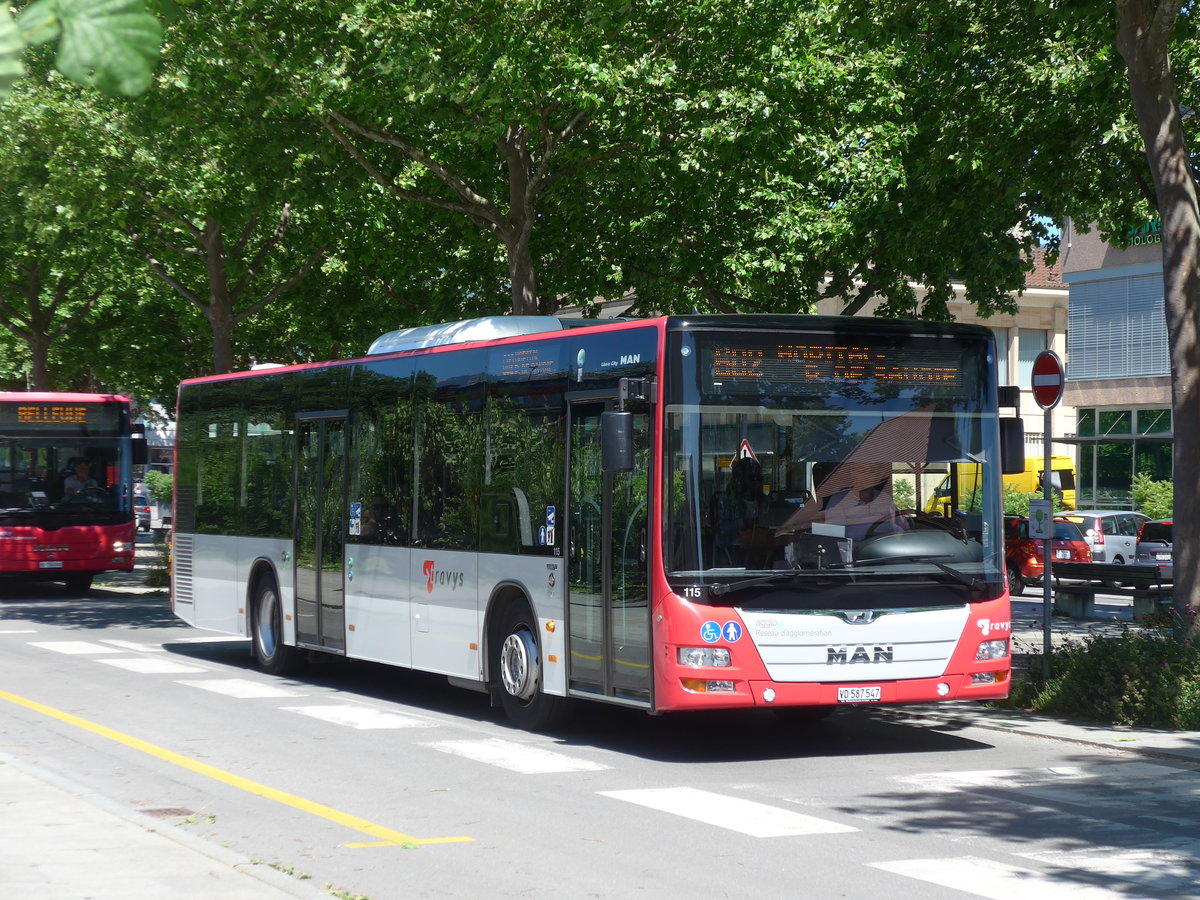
[[63, 459, 97, 498]]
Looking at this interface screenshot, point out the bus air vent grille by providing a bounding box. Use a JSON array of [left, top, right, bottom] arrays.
[[173, 534, 194, 602]]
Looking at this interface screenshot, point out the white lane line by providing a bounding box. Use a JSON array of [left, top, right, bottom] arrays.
[[96, 657, 209, 674], [99, 639, 165, 652], [0, 629, 38, 634], [178, 679, 307, 699], [281, 705, 437, 730], [29, 641, 121, 654], [599, 787, 858, 837], [166, 636, 251, 644], [869, 857, 1129, 899], [423, 738, 609, 774]]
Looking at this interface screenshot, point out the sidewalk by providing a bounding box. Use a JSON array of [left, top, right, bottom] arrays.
[[0, 753, 328, 900]]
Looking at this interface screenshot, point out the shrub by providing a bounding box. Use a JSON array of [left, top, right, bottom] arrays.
[[1131, 473, 1173, 519], [1005, 630, 1200, 730]]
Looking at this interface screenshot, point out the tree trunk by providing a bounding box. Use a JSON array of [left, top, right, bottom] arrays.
[[202, 216, 236, 375], [1115, 0, 1200, 638], [27, 333, 51, 391]]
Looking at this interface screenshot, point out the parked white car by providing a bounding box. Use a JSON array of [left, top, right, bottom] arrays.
[[1057, 510, 1149, 566]]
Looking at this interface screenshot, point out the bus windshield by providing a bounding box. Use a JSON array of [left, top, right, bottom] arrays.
[[664, 328, 1004, 601], [0, 437, 131, 527]]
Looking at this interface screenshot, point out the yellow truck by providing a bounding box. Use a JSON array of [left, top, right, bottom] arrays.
[[925, 455, 1076, 515]]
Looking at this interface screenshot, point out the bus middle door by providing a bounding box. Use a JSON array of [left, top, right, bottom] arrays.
[[295, 413, 348, 653]]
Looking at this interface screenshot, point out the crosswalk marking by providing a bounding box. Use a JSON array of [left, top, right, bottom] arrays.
[[1018, 847, 1200, 889], [422, 738, 609, 774], [599, 787, 858, 837], [100, 639, 165, 652], [177, 678, 307, 699], [96, 657, 208, 674], [869, 857, 1130, 899], [0, 629, 37, 634], [281, 704, 436, 730], [28, 640, 121, 654]]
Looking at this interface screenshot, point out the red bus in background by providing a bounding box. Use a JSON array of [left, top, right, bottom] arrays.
[[173, 315, 1023, 730], [0, 392, 147, 594]]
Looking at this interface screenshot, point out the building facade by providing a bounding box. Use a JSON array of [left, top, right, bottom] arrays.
[[1060, 220, 1173, 506]]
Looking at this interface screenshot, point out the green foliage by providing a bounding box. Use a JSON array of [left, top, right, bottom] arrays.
[[143, 468, 172, 504], [2, 0, 161, 100], [1006, 630, 1200, 730], [1003, 484, 1067, 516], [1131, 473, 1173, 519], [893, 478, 915, 510]]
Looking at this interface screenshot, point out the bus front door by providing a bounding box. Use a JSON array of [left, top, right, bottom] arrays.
[[567, 401, 651, 705], [295, 415, 347, 653]]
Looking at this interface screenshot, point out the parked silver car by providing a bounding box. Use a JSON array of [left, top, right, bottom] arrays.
[[1057, 510, 1149, 566], [1134, 519, 1173, 581]]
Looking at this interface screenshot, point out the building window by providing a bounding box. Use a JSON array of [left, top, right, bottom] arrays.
[[1077, 408, 1095, 437], [1136, 407, 1171, 435], [1099, 410, 1131, 436], [1067, 273, 1169, 379], [1016, 329, 1047, 387]]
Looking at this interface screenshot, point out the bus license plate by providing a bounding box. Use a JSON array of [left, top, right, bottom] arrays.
[[38, 561, 64, 569], [837, 686, 881, 703]]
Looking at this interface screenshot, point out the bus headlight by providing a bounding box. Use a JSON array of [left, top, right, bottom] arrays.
[[975, 639, 1009, 661], [678, 647, 731, 668], [111, 541, 131, 553]]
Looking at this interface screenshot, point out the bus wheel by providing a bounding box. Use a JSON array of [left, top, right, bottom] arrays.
[[252, 577, 297, 676], [64, 574, 93, 596], [493, 603, 571, 732]]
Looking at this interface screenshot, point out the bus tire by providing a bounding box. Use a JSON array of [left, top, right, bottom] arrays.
[[492, 601, 572, 732], [64, 573, 93, 595], [252, 575, 298, 676]]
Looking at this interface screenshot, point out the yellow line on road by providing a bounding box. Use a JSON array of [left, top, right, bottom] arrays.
[[0, 688, 471, 848]]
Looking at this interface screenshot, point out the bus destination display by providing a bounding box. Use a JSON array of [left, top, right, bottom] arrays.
[[0, 402, 123, 433], [709, 341, 966, 390]]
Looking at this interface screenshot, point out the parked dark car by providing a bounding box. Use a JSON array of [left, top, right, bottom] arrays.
[[1004, 516, 1092, 596], [1135, 519, 1173, 581]]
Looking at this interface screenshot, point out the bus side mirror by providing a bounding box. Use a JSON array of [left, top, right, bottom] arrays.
[[131, 434, 149, 466], [601, 411, 633, 473], [1000, 418, 1024, 475]]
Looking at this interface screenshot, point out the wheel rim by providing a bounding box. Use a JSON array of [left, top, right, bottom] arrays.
[[499, 627, 540, 702], [257, 587, 279, 658]]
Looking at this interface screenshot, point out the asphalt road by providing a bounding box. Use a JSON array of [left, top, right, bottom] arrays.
[[1, 570, 1198, 900]]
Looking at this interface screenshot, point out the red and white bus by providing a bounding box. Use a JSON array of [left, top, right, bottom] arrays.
[[172, 315, 1022, 729], [0, 392, 147, 593]]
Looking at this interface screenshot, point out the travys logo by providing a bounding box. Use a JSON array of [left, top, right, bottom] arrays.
[[422, 560, 465, 594], [977, 619, 1011, 637]]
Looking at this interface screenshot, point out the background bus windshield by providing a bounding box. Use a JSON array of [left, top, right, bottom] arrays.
[[665, 329, 1003, 597], [0, 400, 130, 527]]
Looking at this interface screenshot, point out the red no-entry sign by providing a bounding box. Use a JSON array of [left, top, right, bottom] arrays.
[[1031, 350, 1064, 409]]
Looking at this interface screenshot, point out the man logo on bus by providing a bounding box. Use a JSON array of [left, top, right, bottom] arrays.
[[827, 645, 894, 664], [423, 560, 465, 594]]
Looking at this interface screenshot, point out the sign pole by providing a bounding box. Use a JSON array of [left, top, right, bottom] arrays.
[[1042, 404, 1053, 679], [1031, 350, 1065, 682]]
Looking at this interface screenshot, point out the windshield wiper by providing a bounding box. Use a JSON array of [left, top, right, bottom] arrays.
[[709, 571, 831, 597], [834, 555, 980, 589]]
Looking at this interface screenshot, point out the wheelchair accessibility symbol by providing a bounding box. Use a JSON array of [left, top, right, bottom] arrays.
[[700, 621, 721, 643]]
